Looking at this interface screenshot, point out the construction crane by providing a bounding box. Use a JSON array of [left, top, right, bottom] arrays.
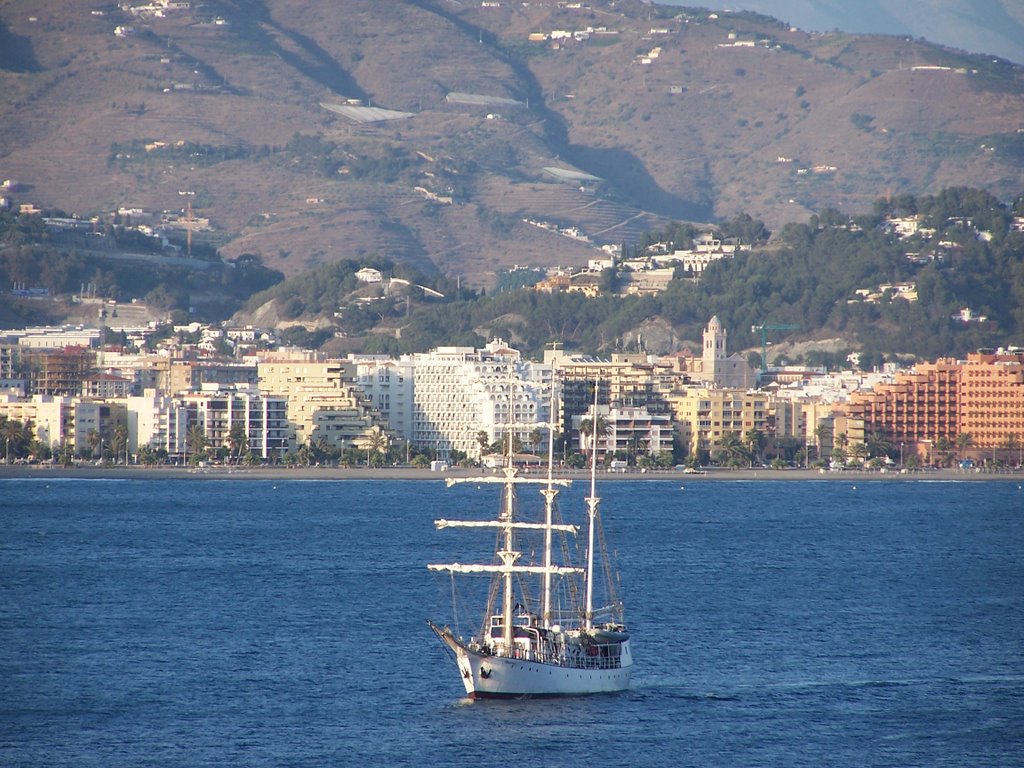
[[751, 322, 800, 372]]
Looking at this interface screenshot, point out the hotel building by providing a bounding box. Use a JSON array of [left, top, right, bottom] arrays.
[[845, 351, 1024, 459]]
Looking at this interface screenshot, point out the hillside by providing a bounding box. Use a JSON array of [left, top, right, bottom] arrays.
[[1, 0, 1022, 289]]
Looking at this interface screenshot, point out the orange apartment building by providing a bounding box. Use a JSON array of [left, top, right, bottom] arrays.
[[958, 351, 1024, 451], [846, 351, 1024, 461]]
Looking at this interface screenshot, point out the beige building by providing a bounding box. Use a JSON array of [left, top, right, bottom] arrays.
[[71, 400, 128, 458], [667, 385, 772, 457], [258, 357, 388, 453], [0, 393, 72, 451]]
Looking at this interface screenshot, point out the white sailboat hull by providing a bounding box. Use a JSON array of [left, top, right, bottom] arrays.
[[432, 623, 633, 698]]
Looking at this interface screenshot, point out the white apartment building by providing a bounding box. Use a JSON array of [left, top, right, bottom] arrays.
[[406, 339, 552, 458], [349, 355, 415, 443], [124, 391, 179, 454], [570, 403, 672, 456], [171, 386, 288, 460]]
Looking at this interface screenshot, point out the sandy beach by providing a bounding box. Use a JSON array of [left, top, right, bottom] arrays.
[[1, 464, 1020, 482]]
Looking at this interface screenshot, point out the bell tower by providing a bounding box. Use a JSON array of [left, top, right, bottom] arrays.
[[703, 316, 727, 384]]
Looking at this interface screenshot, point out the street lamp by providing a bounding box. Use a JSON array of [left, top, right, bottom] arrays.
[[900, 442, 904, 468]]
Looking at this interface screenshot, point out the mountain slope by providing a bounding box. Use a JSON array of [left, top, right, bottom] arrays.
[[0, 0, 1021, 288]]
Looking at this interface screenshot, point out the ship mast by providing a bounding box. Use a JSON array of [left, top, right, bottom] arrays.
[[540, 380, 558, 628], [500, 460, 517, 650], [584, 381, 600, 632], [500, 377, 517, 650]]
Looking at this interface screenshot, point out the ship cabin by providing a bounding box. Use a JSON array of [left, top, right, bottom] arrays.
[[487, 612, 542, 657]]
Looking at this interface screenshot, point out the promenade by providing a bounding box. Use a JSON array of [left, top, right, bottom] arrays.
[[1, 464, 1020, 482]]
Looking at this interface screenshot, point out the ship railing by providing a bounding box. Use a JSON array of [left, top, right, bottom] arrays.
[[485, 642, 622, 669]]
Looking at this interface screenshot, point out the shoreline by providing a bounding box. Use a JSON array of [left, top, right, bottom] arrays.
[[1, 464, 1021, 482]]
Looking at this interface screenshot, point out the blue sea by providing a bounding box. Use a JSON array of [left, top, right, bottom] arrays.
[[1, 477, 1022, 767]]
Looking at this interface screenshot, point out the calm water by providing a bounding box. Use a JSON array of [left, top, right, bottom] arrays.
[[1, 478, 1022, 767]]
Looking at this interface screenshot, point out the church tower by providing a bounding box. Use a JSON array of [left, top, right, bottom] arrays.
[[703, 315, 727, 385]]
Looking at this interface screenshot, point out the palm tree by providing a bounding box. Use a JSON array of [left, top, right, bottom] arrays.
[[86, 428, 102, 461], [831, 445, 848, 468], [186, 424, 207, 464], [579, 415, 609, 460], [866, 431, 892, 460], [850, 442, 869, 465], [113, 423, 129, 465], [529, 427, 543, 453], [1, 418, 25, 464], [475, 430, 490, 457], [59, 439, 74, 467], [744, 428, 763, 467], [1003, 432, 1021, 467], [22, 419, 37, 460], [718, 431, 750, 468], [934, 436, 953, 467], [137, 445, 156, 466], [955, 432, 974, 465], [308, 435, 330, 466], [364, 427, 388, 467], [227, 423, 248, 465], [813, 423, 826, 458]]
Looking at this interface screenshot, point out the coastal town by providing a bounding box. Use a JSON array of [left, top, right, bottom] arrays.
[[1, 313, 1022, 473]]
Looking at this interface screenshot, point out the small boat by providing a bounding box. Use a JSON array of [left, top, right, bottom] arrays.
[[427, 384, 633, 698]]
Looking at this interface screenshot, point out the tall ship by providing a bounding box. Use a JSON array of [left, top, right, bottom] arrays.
[[427, 392, 633, 698]]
